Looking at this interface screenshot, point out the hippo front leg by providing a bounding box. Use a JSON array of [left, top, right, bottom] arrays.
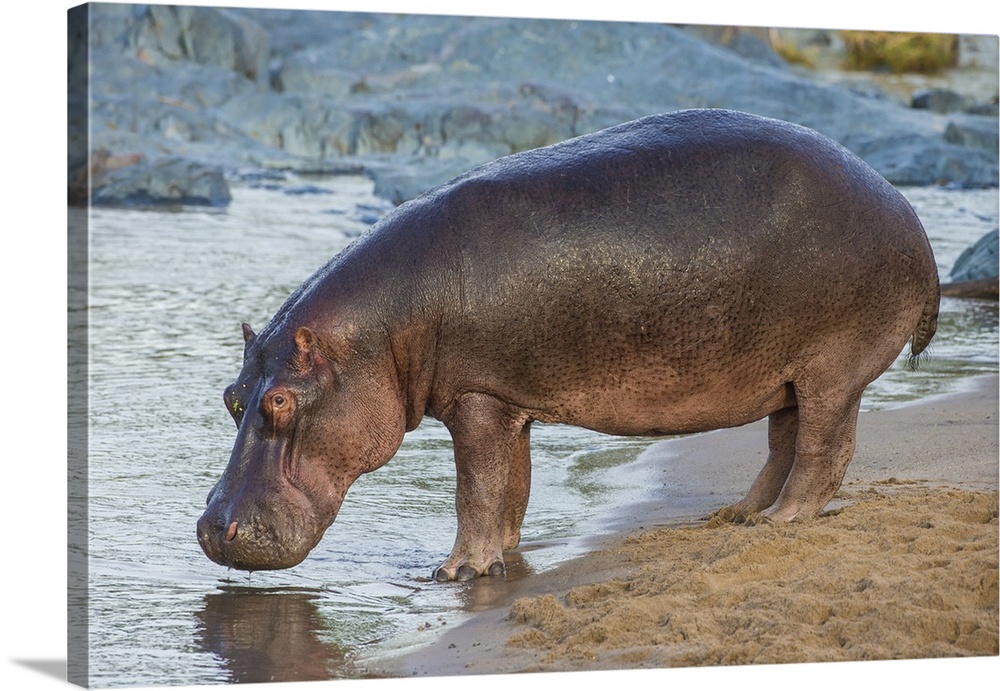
[[502, 421, 532, 551], [435, 393, 528, 581]]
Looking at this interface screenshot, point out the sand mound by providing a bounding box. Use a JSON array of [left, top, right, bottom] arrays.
[[507, 484, 998, 669]]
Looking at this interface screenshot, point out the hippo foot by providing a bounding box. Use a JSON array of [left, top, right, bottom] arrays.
[[757, 503, 807, 523], [433, 559, 506, 582], [740, 511, 772, 526], [707, 503, 785, 527], [742, 500, 818, 524], [706, 504, 756, 526]]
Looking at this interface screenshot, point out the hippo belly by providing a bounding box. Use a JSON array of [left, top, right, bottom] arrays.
[[198, 109, 939, 582]]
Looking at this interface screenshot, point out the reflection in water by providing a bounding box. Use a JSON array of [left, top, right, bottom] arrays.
[[195, 587, 345, 684], [451, 552, 539, 613]]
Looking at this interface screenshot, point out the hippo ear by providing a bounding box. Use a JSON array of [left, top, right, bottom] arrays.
[[295, 325, 351, 372], [294, 326, 324, 372], [295, 326, 316, 352], [241, 322, 256, 344]]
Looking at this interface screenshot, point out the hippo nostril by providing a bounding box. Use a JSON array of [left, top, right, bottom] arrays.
[[225, 521, 239, 542]]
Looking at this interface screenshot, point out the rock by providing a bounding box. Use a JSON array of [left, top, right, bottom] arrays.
[[944, 117, 1000, 152], [911, 89, 998, 117], [911, 88, 967, 113], [240, 12, 999, 195], [950, 229, 999, 282], [850, 133, 999, 187], [90, 156, 232, 208], [68, 149, 143, 206], [366, 156, 479, 206], [966, 99, 999, 117], [680, 25, 788, 68], [940, 277, 999, 300], [74, 6, 1000, 209], [129, 5, 270, 85], [274, 56, 361, 97], [940, 226, 997, 305]]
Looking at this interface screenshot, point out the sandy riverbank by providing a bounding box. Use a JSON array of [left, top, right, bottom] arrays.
[[374, 375, 998, 678]]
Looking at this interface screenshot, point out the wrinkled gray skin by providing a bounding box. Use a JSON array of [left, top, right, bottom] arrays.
[[197, 109, 939, 580]]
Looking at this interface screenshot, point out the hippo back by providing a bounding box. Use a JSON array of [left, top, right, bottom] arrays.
[[375, 110, 935, 429]]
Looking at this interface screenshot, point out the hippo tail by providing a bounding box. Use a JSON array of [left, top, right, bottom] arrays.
[[906, 281, 941, 371]]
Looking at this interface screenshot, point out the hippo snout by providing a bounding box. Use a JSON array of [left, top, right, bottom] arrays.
[[197, 500, 319, 571]]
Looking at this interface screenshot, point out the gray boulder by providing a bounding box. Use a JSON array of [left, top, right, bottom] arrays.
[[944, 117, 1000, 152], [129, 4, 270, 85], [89, 155, 231, 208], [912, 88, 967, 114], [951, 229, 999, 282], [941, 228, 1000, 299]]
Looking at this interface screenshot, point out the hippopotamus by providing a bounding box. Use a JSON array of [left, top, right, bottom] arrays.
[[197, 109, 939, 581]]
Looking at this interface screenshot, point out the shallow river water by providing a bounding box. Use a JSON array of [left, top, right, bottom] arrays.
[[77, 176, 997, 687]]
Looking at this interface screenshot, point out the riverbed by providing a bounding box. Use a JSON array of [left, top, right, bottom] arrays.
[[77, 176, 997, 687]]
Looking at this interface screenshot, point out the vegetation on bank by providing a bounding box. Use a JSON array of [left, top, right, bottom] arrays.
[[840, 31, 959, 74]]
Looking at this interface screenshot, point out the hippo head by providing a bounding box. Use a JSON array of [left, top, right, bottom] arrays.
[[197, 321, 406, 571]]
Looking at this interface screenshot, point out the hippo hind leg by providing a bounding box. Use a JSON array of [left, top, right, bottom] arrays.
[[716, 405, 798, 522], [759, 385, 864, 522]]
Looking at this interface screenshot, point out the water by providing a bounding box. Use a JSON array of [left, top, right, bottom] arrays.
[[78, 176, 997, 687]]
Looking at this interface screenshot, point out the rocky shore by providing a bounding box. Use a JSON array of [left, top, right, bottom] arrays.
[[69, 4, 998, 210]]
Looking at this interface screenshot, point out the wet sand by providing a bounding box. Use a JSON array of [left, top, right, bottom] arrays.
[[375, 375, 998, 678]]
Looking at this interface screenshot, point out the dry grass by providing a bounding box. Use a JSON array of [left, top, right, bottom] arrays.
[[840, 31, 959, 74]]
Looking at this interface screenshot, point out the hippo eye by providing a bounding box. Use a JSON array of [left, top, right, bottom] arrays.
[[263, 390, 295, 434], [268, 391, 296, 415]]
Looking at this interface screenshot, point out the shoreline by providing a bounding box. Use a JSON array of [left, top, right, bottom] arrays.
[[372, 374, 998, 678]]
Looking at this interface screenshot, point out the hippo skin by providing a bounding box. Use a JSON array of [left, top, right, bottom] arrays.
[[198, 109, 939, 581]]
